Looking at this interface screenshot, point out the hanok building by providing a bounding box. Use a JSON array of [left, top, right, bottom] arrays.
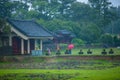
[[53, 30, 75, 43], [0, 19, 53, 55]]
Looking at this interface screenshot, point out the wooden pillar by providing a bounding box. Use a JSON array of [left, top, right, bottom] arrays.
[[21, 38, 24, 54], [40, 39, 42, 51], [27, 39, 30, 54], [9, 34, 12, 46], [35, 39, 37, 50]]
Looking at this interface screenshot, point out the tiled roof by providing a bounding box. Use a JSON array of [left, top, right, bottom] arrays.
[[54, 29, 76, 38], [56, 30, 71, 35], [8, 19, 53, 37]]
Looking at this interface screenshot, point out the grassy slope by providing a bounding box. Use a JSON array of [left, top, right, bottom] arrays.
[[0, 67, 120, 80]]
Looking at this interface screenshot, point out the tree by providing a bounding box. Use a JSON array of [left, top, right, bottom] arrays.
[[88, 0, 112, 28], [0, 0, 13, 19], [70, 2, 92, 22], [106, 19, 120, 34], [58, 0, 75, 19], [37, 19, 75, 31], [79, 22, 101, 43], [0, 0, 29, 32], [29, 0, 60, 20], [11, 1, 29, 19], [113, 36, 120, 47], [0, 0, 13, 32], [100, 33, 113, 46]]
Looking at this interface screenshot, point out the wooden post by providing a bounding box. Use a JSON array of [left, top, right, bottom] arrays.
[[40, 39, 42, 51], [27, 39, 30, 54], [35, 39, 37, 50], [21, 38, 24, 54], [9, 33, 12, 46]]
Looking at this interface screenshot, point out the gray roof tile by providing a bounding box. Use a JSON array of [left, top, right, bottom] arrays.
[[8, 19, 53, 37]]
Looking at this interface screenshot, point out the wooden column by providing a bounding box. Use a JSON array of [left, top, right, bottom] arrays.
[[40, 39, 42, 50], [27, 39, 30, 54], [9, 33, 12, 46], [35, 39, 37, 50], [21, 39, 24, 54]]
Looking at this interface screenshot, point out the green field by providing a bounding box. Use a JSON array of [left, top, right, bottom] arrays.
[[0, 57, 120, 80], [0, 48, 120, 80], [0, 67, 120, 80], [53, 48, 120, 55]]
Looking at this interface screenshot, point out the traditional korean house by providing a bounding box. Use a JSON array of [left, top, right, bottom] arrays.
[[0, 19, 53, 55], [53, 30, 75, 43]]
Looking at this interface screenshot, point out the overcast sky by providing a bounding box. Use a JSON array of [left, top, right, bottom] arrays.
[[77, 0, 120, 7]]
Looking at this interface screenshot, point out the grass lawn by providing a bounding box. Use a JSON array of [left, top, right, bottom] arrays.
[[0, 67, 120, 80], [53, 48, 120, 55]]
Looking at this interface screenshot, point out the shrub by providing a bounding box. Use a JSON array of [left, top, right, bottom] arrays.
[[100, 33, 113, 47], [72, 38, 85, 46]]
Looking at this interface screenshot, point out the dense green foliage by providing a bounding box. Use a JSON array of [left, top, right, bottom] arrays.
[[0, 0, 120, 46]]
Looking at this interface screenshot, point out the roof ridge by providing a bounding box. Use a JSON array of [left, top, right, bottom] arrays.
[[8, 18, 35, 22]]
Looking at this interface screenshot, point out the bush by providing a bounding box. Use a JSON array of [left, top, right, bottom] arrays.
[[72, 38, 85, 46], [113, 36, 120, 47], [100, 33, 113, 47]]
